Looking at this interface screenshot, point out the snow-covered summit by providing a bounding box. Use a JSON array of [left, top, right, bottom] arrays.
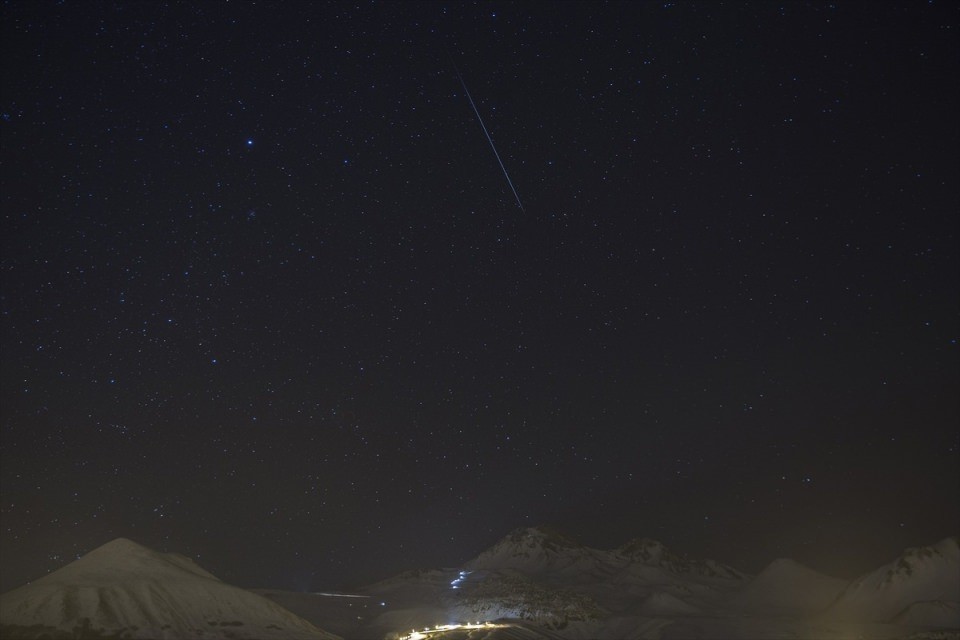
[[635, 591, 702, 616], [25, 537, 221, 586], [465, 527, 746, 583], [827, 536, 960, 622], [615, 538, 744, 580], [483, 526, 583, 557], [730, 557, 846, 614], [466, 527, 590, 573], [0, 537, 339, 639], [615, 537, 672, 563], [276, 529, 960, 639]]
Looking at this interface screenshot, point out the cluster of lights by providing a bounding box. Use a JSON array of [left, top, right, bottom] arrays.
[[449, 570, 471, 589], [400, 622, 499, 640]]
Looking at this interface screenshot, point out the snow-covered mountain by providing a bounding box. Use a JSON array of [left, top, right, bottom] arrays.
[[729, 557, 847, 614], [33, 527, 946, 640], [613, 537, 745, 580], [634, 591, 702, 616], [285, 527, 750, 637], [0, 538, 339, 639], [465, 527, 598, 575], [466, 527, 744, 584], [327, 528, 959, 639], [893, 600, 960, 628], [827, 536, 960, 623]]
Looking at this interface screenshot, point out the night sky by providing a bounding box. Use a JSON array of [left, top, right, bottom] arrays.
[[2, 1, 958, 593]]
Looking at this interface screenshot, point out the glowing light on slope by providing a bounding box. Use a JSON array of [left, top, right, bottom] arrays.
[[399, 622, 503, 640], [450, 570, 471, 589]]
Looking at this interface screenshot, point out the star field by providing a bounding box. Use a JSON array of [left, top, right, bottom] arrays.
[[1, 1, 958, 592]]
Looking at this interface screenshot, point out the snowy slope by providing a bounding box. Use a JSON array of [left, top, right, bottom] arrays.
[[614, 538, 745, 581], [465, 527, 604, 577], [459, 526, 746, 618], [635, 591, 702, 616], [0, 538, 339, 639], [448, 572, 603, 629], [827, 537, 960, 623], [342, 527, 749, 634], [893, 600, 960, 628], [730, 558, 847, 614], [465, 527, 744, 586], [253, 526, 960, 640]]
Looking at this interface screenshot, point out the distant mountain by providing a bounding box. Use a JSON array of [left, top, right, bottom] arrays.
[[465, 526, 745, 584], [253, 527, 960, 640], [729, 558, 847, 614], [348, 527, 960, 638], [893, 600, 960, 628], [0, 538, 339, 639], [7, 530, 959, 640], [336, 527, 746, 633], [614, 537, 745, 580], [635, 591, 702, 616], [465, 527, 601, 576], [827, 536, 960, 623]]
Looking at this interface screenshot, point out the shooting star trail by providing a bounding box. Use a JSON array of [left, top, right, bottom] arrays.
[[451, 61, 525, 213]]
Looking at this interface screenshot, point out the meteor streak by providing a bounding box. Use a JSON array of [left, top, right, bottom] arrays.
[[451, 61, 525, 213]]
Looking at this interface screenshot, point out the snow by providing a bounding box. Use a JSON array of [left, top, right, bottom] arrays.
[[635, 592, 702, 616], [729, 557, 847, 614], [827, 537, 960, 622], [466, 527, 745, 586], [614, 538, 744, 580], [328, 528, 960, 640], [893, 601, 960, 628], [0, 538, 339, 639], [466, 527, 601, 576], [10, 530, 957, 640]]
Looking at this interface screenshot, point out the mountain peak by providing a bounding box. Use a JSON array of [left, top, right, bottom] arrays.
[[36, 537, 220, 586], [88, 537, 149, 555], [828, 536, 960, 622], [616, 537, 669, 562], [0, 539, 336, 639], [879, 536, 959, 588], [615, 538, 744, 580], [465, 526, 586, 572], [503, 526, 581, 549], [731, 557, 846, 614], [762, 558, 816, 575]]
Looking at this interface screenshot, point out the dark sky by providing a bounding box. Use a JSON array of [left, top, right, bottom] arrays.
[[1, 1, 958, 593]]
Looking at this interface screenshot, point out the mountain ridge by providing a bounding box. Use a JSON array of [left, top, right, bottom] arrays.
[[466, 526, 747, 582], [826, 536, 960, 623], [0, 537, 339, 640]]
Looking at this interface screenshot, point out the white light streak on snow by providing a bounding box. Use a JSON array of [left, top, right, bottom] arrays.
[[398, 622, 502, 640], [449, 569, 471, 590]]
